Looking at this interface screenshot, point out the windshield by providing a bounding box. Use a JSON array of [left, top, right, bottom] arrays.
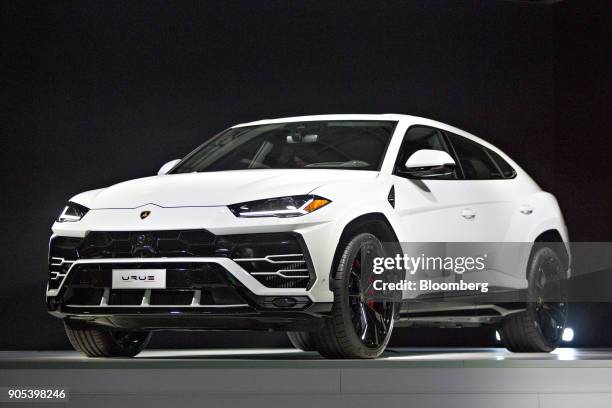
[[171, 120, 396, 173]]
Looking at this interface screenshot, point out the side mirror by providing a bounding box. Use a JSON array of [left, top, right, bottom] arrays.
[[401, 149, 456, 178], [158, 159, 181, 175]]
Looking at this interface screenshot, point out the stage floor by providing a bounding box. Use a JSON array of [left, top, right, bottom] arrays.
[[1, 347, 612, 367], [2, 348, 612, 407]]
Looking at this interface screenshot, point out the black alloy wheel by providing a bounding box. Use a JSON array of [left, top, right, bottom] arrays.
[[531, 251, 568, 346], [312, 232, 397, 358], [347, 246, 395, 348], [500, 245, 568, 352]]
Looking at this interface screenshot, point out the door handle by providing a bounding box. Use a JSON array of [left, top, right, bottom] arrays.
[[519, 204, 533, 215], [461, 208, 477, 220]]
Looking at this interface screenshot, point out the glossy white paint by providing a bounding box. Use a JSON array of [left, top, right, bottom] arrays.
[[405, 149, 456, 168], [157, 159, 181, 175], [51, 114, 568, 303]]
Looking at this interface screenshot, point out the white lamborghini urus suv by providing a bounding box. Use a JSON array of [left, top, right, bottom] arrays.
[[47, 114, 569, 358]]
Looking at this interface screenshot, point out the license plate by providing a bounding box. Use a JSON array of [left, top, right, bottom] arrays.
[[112, 269, 166, 289]]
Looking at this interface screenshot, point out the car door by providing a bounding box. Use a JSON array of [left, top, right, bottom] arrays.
[[391, 126, 477, 298], [392, 126, 479, 242], [444, 132, 518, 291]]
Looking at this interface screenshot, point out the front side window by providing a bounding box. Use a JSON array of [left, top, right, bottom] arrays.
[[394, 126, 458, 179], [447, 133, 503, 180], [171, 121, 396, 173]]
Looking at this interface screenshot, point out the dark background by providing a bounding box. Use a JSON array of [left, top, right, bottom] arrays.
[[1, 0, 610, 349]]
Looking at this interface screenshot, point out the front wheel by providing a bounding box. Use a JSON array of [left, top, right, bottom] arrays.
[[500, 245, 568, 352], [312, 233, 396, 359], [287, 332, 316, 351], [64, 322, 152, 357]]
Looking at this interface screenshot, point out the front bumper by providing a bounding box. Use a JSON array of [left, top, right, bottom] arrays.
[[47, 229, 336, 330], [57, 303, 333, 331], [47, 257, 314, 299], [47, 256, 333, 331], [51, 205, 341, 303]]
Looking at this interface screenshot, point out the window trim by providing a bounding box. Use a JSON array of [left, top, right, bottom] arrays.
[[442, 131, 465, 179], [483, 146, 517, 179]]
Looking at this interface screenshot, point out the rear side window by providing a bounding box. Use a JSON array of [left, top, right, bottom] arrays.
[[447, 133, 503, 180], [485, 148, 516, 178]]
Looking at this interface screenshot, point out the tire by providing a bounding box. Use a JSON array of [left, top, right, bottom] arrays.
[[287, 332, 316, 351], [312, 233, 397, 359], [64, 322, 152, 358], [500, 245, 568, 352]]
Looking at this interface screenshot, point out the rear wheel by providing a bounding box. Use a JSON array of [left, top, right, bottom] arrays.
[[312, 233, 396, 359], [500, 245, 568, 352], [64, 322, 152, 358], [287, 332, 316, 351]]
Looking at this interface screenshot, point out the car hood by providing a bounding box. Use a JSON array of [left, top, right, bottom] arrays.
[[76, 169, 378, 209]]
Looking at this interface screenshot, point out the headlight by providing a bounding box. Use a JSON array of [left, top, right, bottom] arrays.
[[228, 195, 331, 218], [57, 202, 89, 223]]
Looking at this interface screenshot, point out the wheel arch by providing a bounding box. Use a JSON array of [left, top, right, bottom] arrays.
[[328, 212, 399, 282], [528, 229, 570, 279]]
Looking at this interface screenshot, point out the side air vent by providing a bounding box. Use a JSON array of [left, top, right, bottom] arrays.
[[229, 233, 314, 289], [233, 254, 310, 288], [388, 185, 395, 208], [48, 257, 74, 291], [48, 237, 82, 292]]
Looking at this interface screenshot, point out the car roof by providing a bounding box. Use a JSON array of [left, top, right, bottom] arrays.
[[231, 113, 523, 176], [233, 113, 408, 127], [232, 113, 490, 148]]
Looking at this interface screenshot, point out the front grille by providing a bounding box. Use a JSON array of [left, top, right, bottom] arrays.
[[70, 262, 227, 287], [62, 262, 246, 307], [49, 231, 314, 290], [79, 230, 217, 258]]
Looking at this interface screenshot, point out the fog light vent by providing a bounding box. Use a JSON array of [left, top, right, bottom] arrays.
[[272, 297, 298, 308]]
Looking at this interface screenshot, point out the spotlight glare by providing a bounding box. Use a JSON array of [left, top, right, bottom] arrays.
[[495, 331, 501, 342], [562, 328, 574, 342]]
